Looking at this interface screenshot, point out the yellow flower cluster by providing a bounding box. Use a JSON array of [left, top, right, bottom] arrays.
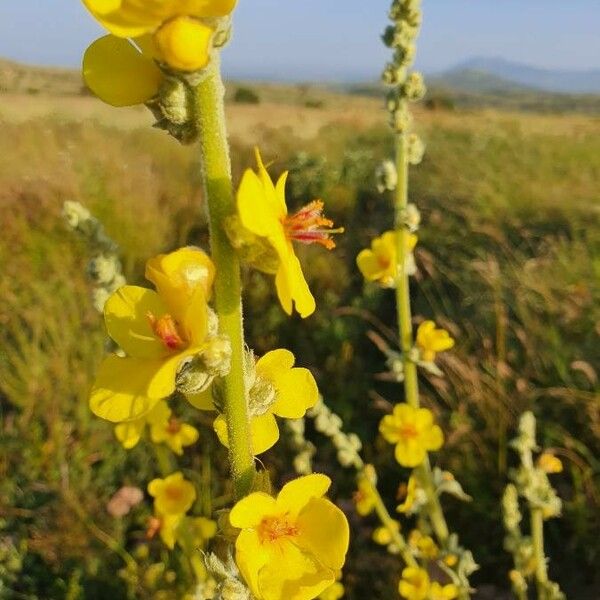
[[114, 399, 199, 454], [416, 321, 455, 363], [398, 567, 458, 600], [379, 404, 444, 468], [147, 472, 216, 551], [90, 247, 219, 424], [81, 0, 237, 106], [229, 474, 349, 600]]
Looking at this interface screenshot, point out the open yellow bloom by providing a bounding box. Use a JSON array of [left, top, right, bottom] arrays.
[[114, 399, 171, 449], [82, 0, 236, 105], [398, 567, 430, 600], [229, 474, 349, 600], [353, 476, 377, 516], [416, 321, 455, 362], [430, 582, 459, 600], [237, 149, 342, 318], [537, 452, 563, 474], [148, 472, 196, 516], [408, 529, 439, 560], [214, 349, 318, 455], [150, 415, 199, 455], [356, 230, 418, 287], [379, 404, 444, 467], [90, 250, 214, 424]]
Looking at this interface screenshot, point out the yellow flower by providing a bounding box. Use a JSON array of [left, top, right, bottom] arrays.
[[416, 321, 455, 362], [396, 474, 418, 513], [148, 472, 196, 516], [430, 582, 459, 600], [229, 474, 349, 600], [379, 404, 444, 467], [537, 452, 563, 474], [82, 0, 236, 105], [356, 230, 418, 287], [398, 567, 430, 600], [237, 149, 342, 318], [408, 530, 439, 560], [146, 246, 216, 304], [372, 521, 400, 546], [353, 476, 377, 517], [214, 349, 318, 455], [114, 399, 171, 449], [150, 513, 217, 551], [90, 253, 212, 424], [150, 416, 200, 455], [319, 581, 344, 600]]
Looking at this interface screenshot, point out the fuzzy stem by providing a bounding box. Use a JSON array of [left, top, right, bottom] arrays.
[[193, 59, 256, 498], [394, 123, 450, 546], [531, 507, 549, 597]]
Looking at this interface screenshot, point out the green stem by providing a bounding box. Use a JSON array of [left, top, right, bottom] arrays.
[[393, 122, 450, 547], [367, 476, 417, 568], [531, 507, 549, 598], [193, 59, 256, 498]]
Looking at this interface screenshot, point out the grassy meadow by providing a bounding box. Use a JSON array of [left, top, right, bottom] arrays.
[[0, 78, 599, 599]]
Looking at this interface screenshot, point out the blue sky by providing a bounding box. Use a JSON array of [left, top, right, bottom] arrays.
[[1, 1, 599, 80]]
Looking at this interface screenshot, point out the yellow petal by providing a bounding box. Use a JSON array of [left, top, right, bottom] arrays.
[[356, 248, 386, 281], [115, 419, 145, 449], [159, 513, 182, 550], [424, 425, 444, 451], [237, 168, 283, 238], [229, 493, 277, 529], [90, 355, 163, 422], [181, 287, 208, 347], [256, 349, 295, 380], [258, 538, 333, 600], [145, 400, 172, 426], [145, 247, 216, 304], [270, 367, 318, 419], [277, 474, 331, 516], [83, 35, 162, 106], [104, 286, 168, 358], [234, 529, 270, 599], [251, 413, 280, 455], [296, 497, 350, 570], [154, 16, 214, 72], [275, 255, 316, 318], [395, 438, 426, 468], [186, 388, 215, 411]]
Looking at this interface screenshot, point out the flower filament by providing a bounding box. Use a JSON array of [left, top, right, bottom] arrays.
[[283, 200, 344, 250]]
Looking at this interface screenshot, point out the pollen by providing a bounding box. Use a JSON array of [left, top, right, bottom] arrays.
[[283, 200, 344, 250], [147, 312, 185, 350]]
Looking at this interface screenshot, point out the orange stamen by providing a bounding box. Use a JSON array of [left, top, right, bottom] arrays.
[[283, 200, 344, 250], [147, 312, 185, 350], [258, 513, 299, 544]]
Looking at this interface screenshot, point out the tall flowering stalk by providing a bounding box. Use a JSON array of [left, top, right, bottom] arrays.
[[79, 2, 350, 598], [355, 1, 476, 597]]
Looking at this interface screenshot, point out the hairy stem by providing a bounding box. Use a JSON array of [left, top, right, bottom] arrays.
[[531, 507, 549, 598], [394, 126, 450, 546], [193, 60, 256, 498]]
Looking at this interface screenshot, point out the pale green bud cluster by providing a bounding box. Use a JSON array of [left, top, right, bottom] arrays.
[[438, 534, 479, 592], [382, 0, 425, 133], [503, 412, 565, 600], [285, 419, 316, 476], [62, 201, 126, 313], [397, 203, 421, 232], [204, 553, 251, 600], [176, 335, 232, 396], [308, 398, 363, 469], [407, 133, 425, 165], [375, 159, 398, 193]]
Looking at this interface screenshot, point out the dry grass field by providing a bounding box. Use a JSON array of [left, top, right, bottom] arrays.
[[1, 65, 599, 598]]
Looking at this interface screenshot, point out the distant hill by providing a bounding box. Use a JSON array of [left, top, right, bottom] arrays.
[[433, 57, 600, 94]]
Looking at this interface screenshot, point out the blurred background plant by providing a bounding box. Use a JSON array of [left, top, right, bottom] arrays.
[[0, 84, 598, 597]]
